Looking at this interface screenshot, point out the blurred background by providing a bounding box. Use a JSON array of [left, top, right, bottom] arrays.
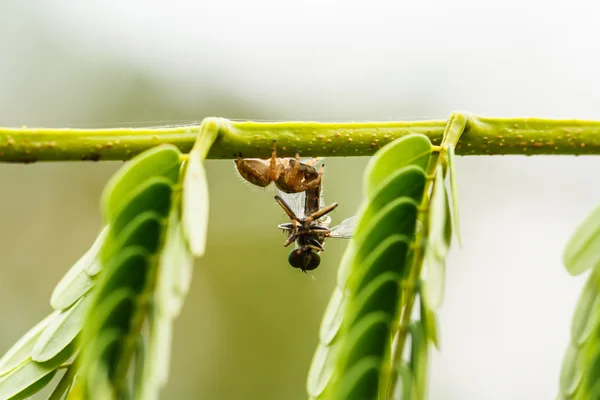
[[1, 1, 600, 399]]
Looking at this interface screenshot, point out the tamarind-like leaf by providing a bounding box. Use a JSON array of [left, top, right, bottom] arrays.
[[0, 314, 54, 376], [308, 134, 431, 399], [101, 144, 181, 222], [563, 204, 600, 276]]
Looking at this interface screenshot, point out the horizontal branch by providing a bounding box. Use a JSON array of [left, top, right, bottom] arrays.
[[1, 113, 600, 162]]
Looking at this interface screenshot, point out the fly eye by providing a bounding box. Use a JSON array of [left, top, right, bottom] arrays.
[[304, 252, 320, 271], [288, 249, 321, 271]]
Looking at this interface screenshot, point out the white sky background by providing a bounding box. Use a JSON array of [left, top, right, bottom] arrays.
[[3, 1, 600, 399]]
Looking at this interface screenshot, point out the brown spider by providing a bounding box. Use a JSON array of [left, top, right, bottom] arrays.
[[234, 140, 324, 193]]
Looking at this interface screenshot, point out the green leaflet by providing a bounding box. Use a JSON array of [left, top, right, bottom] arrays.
[[409, 321, 429, 400], [51, 227, 108, 310], [32, 294, 93, 362], [0, 313, 54, 376], [138, 207, 194, 400], [47, 364, 77, 400], [101, 144, 181, 222], [346, 273, 402, 328], [420, 294, 440, 350], [182, 150, 210, 257], [363, 133, 431, 195], [394, 363, 417, 400], [422, 165, 452, 310], [339, 312, 392, 372], [1, 363, 57, 400], [111, 177, 174, 234], [337, 357, 380, 400], [156, 210, 195, 318], [571, 269, 600, 347], [353, 198, 420, 261], [559, 343, 582, 398], [95, 248, 151, 302], [182, 120, 218, 257], [0, 343, 74, 400], [564, 204, 600, 276]]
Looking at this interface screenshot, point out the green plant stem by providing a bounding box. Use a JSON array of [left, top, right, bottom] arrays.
[[1, 114, 600, 162]]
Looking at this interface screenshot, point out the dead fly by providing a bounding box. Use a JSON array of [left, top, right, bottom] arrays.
[[234, 140, 324, 193], [274, 182, 356, 273]]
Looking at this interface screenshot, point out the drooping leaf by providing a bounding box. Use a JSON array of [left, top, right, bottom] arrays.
[[32, 295, 93, 362], [156, 212, 195, 317], [0, 314, 54, 376], [308, 134, 433, 399], [101, 144, 181, 222], [422, 166, 452, 309], [564, 204, 600, 276], [182, 150, 210, 257]]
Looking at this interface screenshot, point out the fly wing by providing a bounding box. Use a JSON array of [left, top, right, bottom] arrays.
[[275, 188, 306, 219], [328, 216, 358, 239]]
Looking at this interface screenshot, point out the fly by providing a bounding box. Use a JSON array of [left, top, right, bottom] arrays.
[[274, 176, 356, 273]]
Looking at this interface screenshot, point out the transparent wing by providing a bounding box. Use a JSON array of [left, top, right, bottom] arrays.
[[275, 188, 306, 219], [329, 216, 358, 239]]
